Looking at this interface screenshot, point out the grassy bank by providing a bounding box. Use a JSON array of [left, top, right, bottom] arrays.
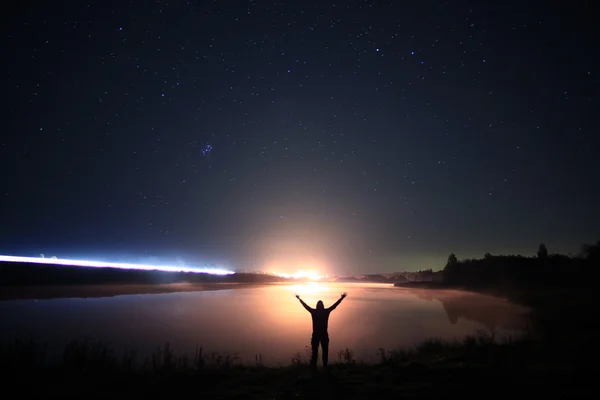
[[0, 331, 586, 399]]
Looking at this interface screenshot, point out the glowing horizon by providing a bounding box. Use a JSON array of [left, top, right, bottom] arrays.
[[0, 255, 235, 275], [270, 269, 323, 280], [287, 281, 329, 295]]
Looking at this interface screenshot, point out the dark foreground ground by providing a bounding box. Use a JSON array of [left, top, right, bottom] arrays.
[[11, 362, 586, 399], [1, 332, 591, 399]]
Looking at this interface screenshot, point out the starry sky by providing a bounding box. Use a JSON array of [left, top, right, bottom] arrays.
[[1, 0, 598, 274]]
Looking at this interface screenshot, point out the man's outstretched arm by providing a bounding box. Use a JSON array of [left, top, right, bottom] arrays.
[[296, 295, 313, 312], [327, 292, 347, 311]]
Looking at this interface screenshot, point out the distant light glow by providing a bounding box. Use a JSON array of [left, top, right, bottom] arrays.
[[0, 255, 234, 275], [271, 270, 322, 281]]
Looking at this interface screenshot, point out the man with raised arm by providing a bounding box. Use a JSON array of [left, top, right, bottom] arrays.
[[295, 292, 347, 369]]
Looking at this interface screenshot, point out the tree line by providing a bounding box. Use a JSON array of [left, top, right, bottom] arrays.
[[442, 240, 600, 289]]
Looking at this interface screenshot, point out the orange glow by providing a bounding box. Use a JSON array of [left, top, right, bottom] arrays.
[[271, 269, 323, 280], [262, 256, 330, 281]]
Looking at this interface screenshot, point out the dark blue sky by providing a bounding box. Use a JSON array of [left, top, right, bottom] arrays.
[[1, 0, 598, 273]]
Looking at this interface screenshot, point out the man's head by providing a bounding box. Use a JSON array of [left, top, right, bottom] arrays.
[[316, 300, 324, 310]]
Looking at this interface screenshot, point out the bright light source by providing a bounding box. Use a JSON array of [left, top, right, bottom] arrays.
[[271, 270, 322, 280], [0, 255, 235, 275]]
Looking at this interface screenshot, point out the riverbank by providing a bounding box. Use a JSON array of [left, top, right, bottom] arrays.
[[0, 282, 272, 301], [0, 281, 435, 302], [1, 334, 585, 399]]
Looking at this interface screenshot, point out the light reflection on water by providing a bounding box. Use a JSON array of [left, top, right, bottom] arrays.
[[0, 283, 531, 365]]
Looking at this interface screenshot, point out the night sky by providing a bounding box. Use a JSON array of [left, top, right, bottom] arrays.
[[1, 1, 598, 274]]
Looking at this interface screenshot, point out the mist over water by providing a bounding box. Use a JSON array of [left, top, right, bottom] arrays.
[[0, 283, 531, 365]]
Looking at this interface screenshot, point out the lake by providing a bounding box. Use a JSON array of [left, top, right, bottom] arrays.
[[0, 282, 531, 366]]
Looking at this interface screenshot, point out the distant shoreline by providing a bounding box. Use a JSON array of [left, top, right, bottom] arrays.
[[0, 280, 536, 302], [393, 281, 446, 289], [2, 279, 579, 306], [0, 282, 274, 301], [0, 281, 399, 301]]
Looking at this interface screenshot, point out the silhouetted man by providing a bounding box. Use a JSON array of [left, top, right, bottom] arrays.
[[295, 292, 347, 369]]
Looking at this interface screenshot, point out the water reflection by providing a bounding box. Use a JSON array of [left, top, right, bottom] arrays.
[[0, 283, 531, 365], [406, 288, 531, 331]]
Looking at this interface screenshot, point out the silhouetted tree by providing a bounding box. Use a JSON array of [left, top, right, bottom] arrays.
[[581, 240, 600, 263], [484, 252, 492, 259], [446, 253, 458, 268], [537, 244, 548, 260]]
